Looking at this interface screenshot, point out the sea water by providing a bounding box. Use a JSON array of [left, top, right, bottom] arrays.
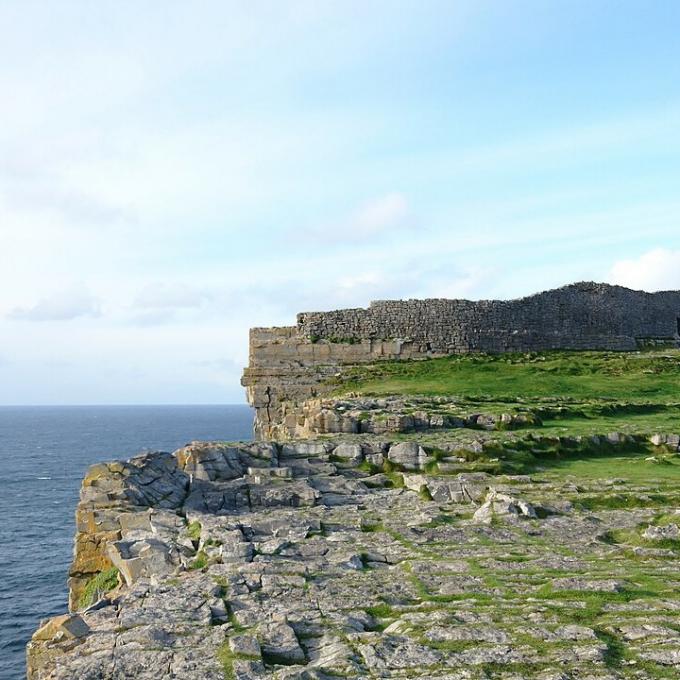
[[0, 405, 253, 680]]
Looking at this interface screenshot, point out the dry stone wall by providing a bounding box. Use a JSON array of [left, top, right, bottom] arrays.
[[242, 283, 680, 439], [297, 282, 680, 352]]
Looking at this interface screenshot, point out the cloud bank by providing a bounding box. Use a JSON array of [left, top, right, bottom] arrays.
[[8, 287, 101, 322], [608, 249, 680, 292]]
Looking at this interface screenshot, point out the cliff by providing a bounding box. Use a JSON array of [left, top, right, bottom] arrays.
[[27, 432, 680, 678], [242, 283, 680, 439], [27, 282, 680, 679]]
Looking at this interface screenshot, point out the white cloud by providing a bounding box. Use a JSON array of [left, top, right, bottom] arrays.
[[127, 310, 178, 327], [314, 258, 496, 310], [608, 248, 680, 292], [8, 287, 101, 321], [410, 264, 497, 300]]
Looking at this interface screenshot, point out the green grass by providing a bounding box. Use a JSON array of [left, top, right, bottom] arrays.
[[78, 567, 119, 609], [216, 638, 261, 679], [600, 526, 680, 553], [537, 410, 680, 437], [334, 350, 680, 402], [188, 550, 208, 570], [216, 641, 237, 680], [186, 520, 202, 541], [535, 450, 680, 483], [329, 350, 680, 440], [422, 513, 457, 528]]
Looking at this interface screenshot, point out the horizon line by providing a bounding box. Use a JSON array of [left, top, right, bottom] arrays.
[[0, 402, 252, 408]]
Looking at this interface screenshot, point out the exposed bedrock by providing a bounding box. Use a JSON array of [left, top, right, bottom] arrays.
[[28, 433, 680, 679]]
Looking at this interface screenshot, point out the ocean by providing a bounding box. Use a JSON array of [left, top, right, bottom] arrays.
[[0, 405, 254, 680]]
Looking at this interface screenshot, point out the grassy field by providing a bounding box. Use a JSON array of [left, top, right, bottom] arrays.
[[329, 349, 680, 440], [336, 350, 680, 402], [326, 350, 680, 678], [533, 450, 680, 483]]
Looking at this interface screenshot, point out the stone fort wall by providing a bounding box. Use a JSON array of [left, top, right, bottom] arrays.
[[297, 282, 680, 353], [243, 283, 680, 439]]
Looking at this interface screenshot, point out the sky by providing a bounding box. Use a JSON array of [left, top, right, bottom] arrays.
[[1, 1, 680, 405]]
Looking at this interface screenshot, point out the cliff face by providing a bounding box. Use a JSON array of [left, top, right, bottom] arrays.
[[67, 452, 189, 611], [27, 436, 493, 679], [28, 440, 326, 679], [240, 326, 433, 439], [242, 283, 680, 439]]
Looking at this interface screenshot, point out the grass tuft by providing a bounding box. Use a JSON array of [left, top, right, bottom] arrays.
[[78, 567, 119, 609], [188, 550, 208, 570], [186, 520, 202, 541]]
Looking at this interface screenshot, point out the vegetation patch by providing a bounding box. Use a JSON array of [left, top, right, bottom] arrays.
[[333, 350, 680, 402], [188, 550, 208, 570], [329, 350, 680, 439], [216, 640, 260, 679], [78, 567, 120, 609], [186, 520, 202, 541]]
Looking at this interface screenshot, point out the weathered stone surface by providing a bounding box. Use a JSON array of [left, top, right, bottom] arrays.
[[295, 396, 545, 437], [332, 443, 364, 465], [259, 621, 305, 664], [28, 434, 680, 679], [643, 523, 679, 541], [472, 489, 537, 523], [32, 615, 89, 642], [68, 452, 190, 609], [387, 441, 430, 470]]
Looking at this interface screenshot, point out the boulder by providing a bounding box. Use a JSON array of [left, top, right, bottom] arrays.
[[332, 443, 364, 465], [473, 489, 537, 523], [402, 473, 428, 493], [32, 614, 89, 642], [107, 538, 177, 585], [258, 621, 306, 664], [387, 442, 429, 470], [229, 634, 261, 659]]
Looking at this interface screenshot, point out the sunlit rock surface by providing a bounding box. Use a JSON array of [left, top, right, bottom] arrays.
[[27, 434, 680, 679]]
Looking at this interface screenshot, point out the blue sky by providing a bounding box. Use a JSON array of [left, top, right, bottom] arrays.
[[1, 1, 680, 404]]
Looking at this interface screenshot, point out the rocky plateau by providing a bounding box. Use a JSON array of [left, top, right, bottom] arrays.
[[27, 432, 680, 679]]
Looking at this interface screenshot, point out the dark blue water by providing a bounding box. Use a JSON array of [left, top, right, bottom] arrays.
[[0, 405, 253, 680]]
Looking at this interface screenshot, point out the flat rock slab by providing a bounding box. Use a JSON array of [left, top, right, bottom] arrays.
[[28, 438, 680, 679]]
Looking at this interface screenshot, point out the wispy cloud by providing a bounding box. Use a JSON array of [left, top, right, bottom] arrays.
[[346, 193, 411, 237], [8, 287, 101, 322]]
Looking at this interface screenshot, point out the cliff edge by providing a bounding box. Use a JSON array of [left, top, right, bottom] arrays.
[[27, 431, 680, 679]]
